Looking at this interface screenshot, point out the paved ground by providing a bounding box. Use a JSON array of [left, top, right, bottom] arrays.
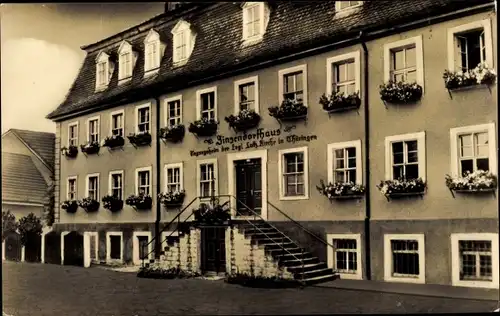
[[2, 261, 498, 315]]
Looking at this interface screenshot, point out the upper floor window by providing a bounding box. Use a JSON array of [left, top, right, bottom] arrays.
[[118, 41, 136, 82], [327, 140, 362, 185], [327, 51, 361, 97], [197, 159, 217, 199], [234, 76, 259, 114], [110, 171, 123, 200], [241, 2, 270, 44], [67, 177, 77, 200], [196, 87, 217, 121], [87, 174, 100, 200], [385, 132, 426, 181], [110, 110, 124, 137], [144, 29, 162, 74], [447, 20, 494, 72], [165, 96, 182, 127], [87, 117, 100, 143], [68, 122, 78, 147], [136, 104, 151, 134], [136, 167, 152, 196], [165, 163, 183, 193], [171, 20, 195, 65], [278, 147, 309, 200], [97, 62, 108, 86], [95, 52, 113, 91], [336, 1, 362, 11], [278, 65, 308, 106], [384, 36, 424, 88]]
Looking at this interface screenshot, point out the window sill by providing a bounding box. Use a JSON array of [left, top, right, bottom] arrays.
[[95, 85, 109, 93], [118, 77, 132, 85], [241, 36, 264, 48], [279, 195, 309, 201], [385, 275, 425, 284], [173, 59, 189, 68], [337, 271, 362, 280], [453, 279, 498, 289], [144, 68, 160, 78]]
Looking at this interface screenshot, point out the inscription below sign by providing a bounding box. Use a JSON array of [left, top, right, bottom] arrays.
[[189, 127, 318, 157]]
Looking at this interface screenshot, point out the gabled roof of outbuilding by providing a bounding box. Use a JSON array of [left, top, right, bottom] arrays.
[[3, 129, 56, 172]]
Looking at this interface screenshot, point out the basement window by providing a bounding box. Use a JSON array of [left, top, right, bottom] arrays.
[[384, 234, 425, 284]]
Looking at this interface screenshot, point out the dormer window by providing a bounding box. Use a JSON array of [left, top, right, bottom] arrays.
[[335, 1, 363, 13], [95, 52, 113, 91], [144, 29, 164, 76], [242, 2, 270, 45], [118, 41, 137, 82], [171, 20, 196, 65], [97, 62, 108, 86]]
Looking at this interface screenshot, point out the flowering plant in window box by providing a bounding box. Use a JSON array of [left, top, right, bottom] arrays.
[[61, 200, 78, 213], [445, 170, 497, 192], [159, 124, 185, 143], [80, 141, 100, 155], [316, 180, 365, 200], [379, 81, 423, 104], [376, 178, 426, 199], [127, 131, 152, 146], [103, 135, 125, 149], [61, 145, 78, 158], [193, 202, 231, 225], [443, 62, 497, 90], [268, 99, 308, 121], [188, 118, 218, 137], [126, 193, 153, 210], [319, 91, 361, 113], [225, 109, 261, 132], [77, 197, 100, 212], [101, 195, 124, 212], [158, 190, 186, 207]]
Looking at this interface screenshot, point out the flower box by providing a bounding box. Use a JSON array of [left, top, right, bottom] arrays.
[[193, 202, 231, 225], [61, 145, 78, 158], [102, 195, 124, 212], [316, 180, 365, 200], [80, 142, 100, 155], [103, 135, 125, 149], [268, 99, 308, 121], [443, 63, 497, 90], [77, 197, 100, 212], [225, 109, 261, 132], [126, 193, 153, 210], [160, 124, 185, 143], [319, 92, 361, 113], [445, 170, 497, 194], [188, 118, 218, 137], [127, 132, 152, 147], [158, 190, 186, 208], [377, 178, 426, 200], [61, 200, 78, 213], [379, 81, 423, 104]]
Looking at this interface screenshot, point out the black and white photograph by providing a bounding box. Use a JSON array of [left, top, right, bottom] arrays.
[[1, 1, 499, 315]]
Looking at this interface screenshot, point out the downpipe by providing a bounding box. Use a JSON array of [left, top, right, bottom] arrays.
[[154, 96, 162, 259]]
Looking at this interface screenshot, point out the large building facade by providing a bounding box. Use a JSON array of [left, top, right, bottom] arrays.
[[47, 1, 498, 288]]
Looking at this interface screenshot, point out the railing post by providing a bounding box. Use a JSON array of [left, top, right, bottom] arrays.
[[301, 248, 304, 282], [177, 213, 181, 269]]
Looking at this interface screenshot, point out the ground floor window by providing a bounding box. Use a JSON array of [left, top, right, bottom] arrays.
[[327, 234, 362, 280], [384, 234, 425, 284]]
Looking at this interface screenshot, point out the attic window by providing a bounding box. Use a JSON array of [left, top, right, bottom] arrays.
[[97, 61, 108, 86], [241, 2, 270, 45], [118, 41, 136, 82], [144, 29, 162, 73], [335, 1, 363, 12], [95, 52, 112, 91], [172, 20, 195, 65]]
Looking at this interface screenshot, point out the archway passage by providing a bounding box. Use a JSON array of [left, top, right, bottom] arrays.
[[4, 232, 22, 261], [24, 234, 41, 263], [64, 231, 84, 266], [44, 231, 61, 265]]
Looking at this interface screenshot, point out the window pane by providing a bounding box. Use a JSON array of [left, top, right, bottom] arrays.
[[405, 164, 419, 180], [406, 70, 417, 83], [335, 171, 345, 183], [347, 157, 356, 168], [347, 170, 356, 182], [460, 160, 474, 175], [336, 251, 347, 270], [337, 63, 347, 82], [285, 74, 294, 93], [476, 158, 489, 172], [405, 47, 416, 67], [393, 166, 404, 180], [393, 50, 404, 70], [296, 72, 303, 91]]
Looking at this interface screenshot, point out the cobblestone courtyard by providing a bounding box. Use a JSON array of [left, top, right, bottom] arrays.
[[2, 262, 497, 315]]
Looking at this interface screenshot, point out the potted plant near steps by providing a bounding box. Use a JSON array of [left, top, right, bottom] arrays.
[[268, 99, 308, 121], [158, 190, 186, 208], [126, 192, 153, 210], [379, 81, 423, 104], [103, 134, 125, 149], [127, 131, 152, 146], [443, 62, 497, 90], [316, 180, 366, 200], [445, 170, 497, 193], [377, 178, 426, 200], [102, 195, 124, 212], [77, 197, 100, 212], [188, 117, 218, 137], [61, 145, 78, 158], [193, 201, 231, 226], [319, 91, 361, 113], [225, 109, 261, 132], [159, 124, 185, 143], [61, 200, 78, 213], [80, 141, 100, 155]]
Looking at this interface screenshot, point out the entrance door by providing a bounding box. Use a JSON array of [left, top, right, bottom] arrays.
[[235, 158, 262, 217], [64, 231, 84, 266], [201, 227, 226, 274], [137, 236, 149, 262]]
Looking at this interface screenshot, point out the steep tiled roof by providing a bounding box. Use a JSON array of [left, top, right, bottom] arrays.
[[1, 152, 48, 205], [9, 129, 55, 171], [46, 0, 493, 121]]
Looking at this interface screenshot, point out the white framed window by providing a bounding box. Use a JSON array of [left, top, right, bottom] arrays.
[[234, 76, 259, 114], [447, 19, 494, 72], [135, 104, 151, 134], [335, 1, 363, 12], [110, 110, 124, 137], [278, 64, 308, 106], [136, 166, 152, 196], [171, 20, 195, 65], [144, 29, 162, 74], [384, 132, 426, 181], [196, 86, 217, 121], [326, 51, 361, 96], [67, 122, 79, 147], [383, 36, 424, 89], [450, 123, 497, 177], [106, 231, 123, 262], [164, 95, 183, 127], [86, 116, 100, 143], [86, 173, 100, 200], [196, 158, 218, 199], [97, 61, 108, 86], [119, 51, 132, 80], [95, 52, 113, 90], [327, 234, 362, 280], [109, 170, 123, 200], [278, 146, 309, 200], [327, 140, 362, 184], [67, 176, 78, 200], [165, 162, 183, 193], [384, 234, 426, 284], [133, 231, 153, 265], [451, 233, 499, 289]]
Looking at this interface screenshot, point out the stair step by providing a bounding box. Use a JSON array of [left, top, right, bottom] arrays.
[[301, 273, 340, 286], [274, 251, 313, 260], [287, 262, 328, 273], [267, 247, 302, 253], [294, 268, 334, 279], [249, 232, 284, 240], [243, 227, 278, 234], [281, 257, 320, 267], [256, 239, 293, 247], [264, 242, 298, 250]]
